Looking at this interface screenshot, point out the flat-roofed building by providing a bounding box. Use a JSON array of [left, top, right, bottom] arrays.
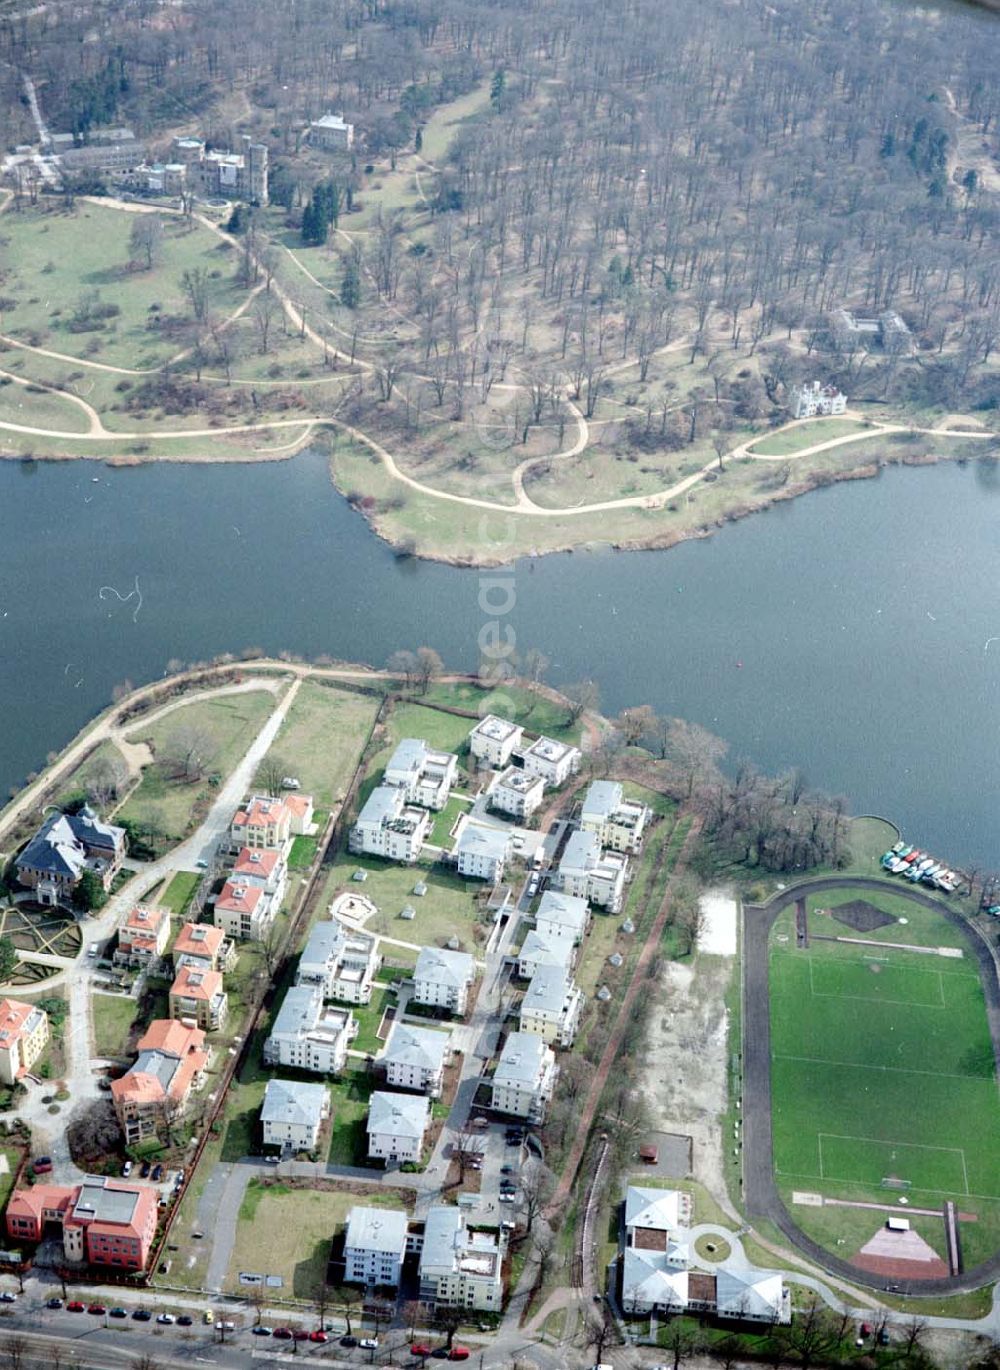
[[489, 767, 545, 820], [490, 1031, 556, 1122], [349, 785, 430, 861], [263, 984, 356, 1075], [557, 830, 629, 912], [6, 1177, 158, 1271], [413, 946, 475, 1016], [366, 1090, 430, 1165], [384, 739, 458, 811], [418, 1205, 503, 1311], [519, 965, 583, 1048], [469, 715, 524, 769], [296, 920, 380, 1004], [455, 823, 511, 883], [343, 1205, 409, 1288], [521, 736, 581, 788], [379, 1021, 451, 1096], [0, 999, 49, 1085], [114, 903, 171, 968], [580, 781, 651, 853]]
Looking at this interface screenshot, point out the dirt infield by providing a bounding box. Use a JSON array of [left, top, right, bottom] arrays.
[[854, 1253, 951, 1280], [825, 898, 898, 933], [741, 874, 1000, 1296]]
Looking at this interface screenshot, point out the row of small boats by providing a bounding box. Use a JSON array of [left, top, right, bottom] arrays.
[[881, 841, 960, 892]]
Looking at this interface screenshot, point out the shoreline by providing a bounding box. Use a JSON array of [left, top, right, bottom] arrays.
[[0, 435, 986, 569]]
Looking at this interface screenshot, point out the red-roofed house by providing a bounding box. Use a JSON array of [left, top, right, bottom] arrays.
[[172, 920, 235, 973], [229, 795, 290, 850], [232, 845, 287, 898], [213, 877, 278, 942], [114, 903, 171, 968], [6, 1177, 158, 1270], [110, 1018, 210, 1145], [0, 999, 50, 1085], [284, 794, 315, 834], [169, 965, 228, 1032]]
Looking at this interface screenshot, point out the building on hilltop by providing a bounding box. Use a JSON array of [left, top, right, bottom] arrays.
[[309, 112, 354, 150], [0, 999, 50, 1085], [170, 134, 268, 204], [790, 381, 848, 419]]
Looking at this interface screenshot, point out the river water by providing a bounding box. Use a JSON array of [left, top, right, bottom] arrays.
[[1, 451, 998, 865]]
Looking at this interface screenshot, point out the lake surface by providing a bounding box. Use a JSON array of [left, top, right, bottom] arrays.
[[1, 451, 998, 866]]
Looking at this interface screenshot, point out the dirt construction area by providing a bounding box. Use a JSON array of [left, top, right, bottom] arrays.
[[636, 954, 737, 1211]]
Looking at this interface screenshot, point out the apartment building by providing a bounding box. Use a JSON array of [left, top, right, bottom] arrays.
[[114, 903, 170, 968], [110, 1019, 209, 1146], [213, 878, 278, 942], [455, 823, 511, 883], [343, 1205, 409, 1289], [517, 927, 575, 980], [6, 1178, 158, 1271], [169, 965, 228, 1032], [579, 780, 651, 853], [418, 1206, 504, 1311], [0, 999, 49, 1085], [384, 739, 458, 811], [557, 830, 629, 912], [172, 921, 235, 974], [521, 736, 581, 788], [349, 785, 430, 861], [263, 984, 356, 1075], [412, 946, 475, 1016], [468, 715, 524, 769], [520, 965, 584, 1048], [488, 767, 545, 820], [379, 1021, 451, 1096], [296, 920, 380, 1004], [260, 1077, 330, 1152], [490, 1031, 557, 1122], [534, 890, 589, 944], [366, 1090, 430, 1165]]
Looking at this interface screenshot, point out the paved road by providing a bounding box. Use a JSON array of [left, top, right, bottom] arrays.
[[742, 874, 1000, 1297]]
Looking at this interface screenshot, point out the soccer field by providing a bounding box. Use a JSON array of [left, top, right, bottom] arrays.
[[769, 911, 1000, 1204]]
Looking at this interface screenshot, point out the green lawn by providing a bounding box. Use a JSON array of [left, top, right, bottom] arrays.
[[769, 896, 1000, 1263], [350, 986, 394, 1055], [428, 794, 471, 846], [257, 681, 381, 809], [160, 871, 201, 918], [118, 689, 279, 840], [225, 1181, 408, 1297], [419, 681, 583, 744], [0, 203, 248, 370], [327, 1071, 375, 1166], [91, 992, 141, 1058], [748, 418, 871, 456]]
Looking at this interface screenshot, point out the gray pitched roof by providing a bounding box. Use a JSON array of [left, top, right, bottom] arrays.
[[494, 1031, 548, 1086], [260, 1077, 328, 1128], [559, 829, 600, 873], [345, 1204, 409, 1254], [582, 780, 623, 820], [457, 824, 510, 861], [18, 806, 124, 880], [414, 945, 474, 988], [356, 785, 404, 825], [535, 890, 588, 935], [381, 1021, 449, 1073], [367, 1090, 430, 1138]]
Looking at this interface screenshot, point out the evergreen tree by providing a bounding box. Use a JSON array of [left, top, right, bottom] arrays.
[[341, 255, 361, 310]]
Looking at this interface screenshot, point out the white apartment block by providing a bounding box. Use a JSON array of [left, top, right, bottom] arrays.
[[517, 927, 576, 980], [380, 1021, 451, 1096], [521, 736, 581, 788], [455, 823, 511, 883], [419, 1206, 504, 1312], [468, 715, 524, 769], [580, 781, 651, 853], [343, 1205, 409, 1289], [260, 1078, 329, 1153], [534, 890, 589, 944], [384, 739, 457, 811], [349, 785, 430, 861], [558, 830, 629, 912], [263, 984, 356, 1075], [520, 965, 584, 1048], [490, 1030, 557, 1122], [413, 946, 476, 1016], [296, 920, 380, 1005], [367, 1090, 430, 1165], [489, 766, 545, 820]]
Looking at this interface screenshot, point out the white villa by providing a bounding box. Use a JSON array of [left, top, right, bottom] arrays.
[[343, 1205, 409, 1289], [521, 736, 582, 788], [379, 1021, 451, 1096], [384, 738, 458, 811], [490, 1031, 557, 1122], [263, 984, 356, 1075], [349, 785, 430, 861], [489, 767, 545, 820], [535, 890, 589, 944], [412, 946, 476, 1016], [580, 781, 651, 853], [296, 920, 380, 1004], [468, 715, 524, 769], [260, 1078, 330, 1153], [455, 823, 511, 883], [790, 381, 847, 419], [366, 1090, 430, 1165], [558, 830, 629, 912], [520, 965, 584, 1048]]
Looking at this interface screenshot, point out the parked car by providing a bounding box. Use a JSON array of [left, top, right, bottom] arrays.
[[46, 1297, 63, 1309], [109, 1307, 128, 1318], [252, 1326, 273, 1336], [132, 1309, 152, 1321], [122, 1161, 133, 1178], [359, 1338, 379, 1350], [156, 1313, 175, 1325], [151, 1163, 163, 1182], [310, 1330, 328, 1343], [140, 1161, 150, 1178], [177, 1314, 194, 1326], [449, 1350, 471, 1362], [273, 1328, 294, 1340], [67, 1302, 86, 1313], [195, 859, 209, 869], [411, 1346, 432, 1358], [32, 1156, 53, 1174], [293, 1329, 310, 1341], [341, 1334, 358, 1347], [220, 1321, 236, 1332], [500, 1165, 514, 1175], [87, 1304, 107, 1315]]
